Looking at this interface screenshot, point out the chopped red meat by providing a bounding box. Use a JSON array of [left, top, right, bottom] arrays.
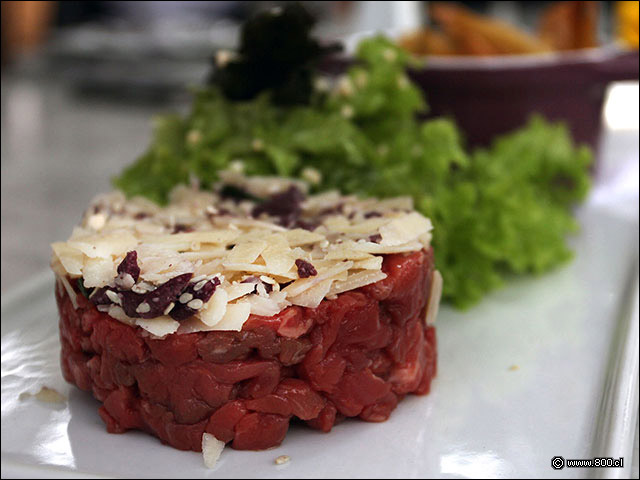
[[57, 249, 438, 451]]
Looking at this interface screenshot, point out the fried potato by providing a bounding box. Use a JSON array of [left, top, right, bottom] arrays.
[[430, 2, 551, 55], [539, 1, 598, 50], [399, 28, 457, 56]]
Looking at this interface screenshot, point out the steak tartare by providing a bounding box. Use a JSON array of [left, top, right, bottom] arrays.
[[51, 171, 442, 456]]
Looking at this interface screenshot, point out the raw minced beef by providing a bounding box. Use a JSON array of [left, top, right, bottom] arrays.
[[57, 249, 438, 451]]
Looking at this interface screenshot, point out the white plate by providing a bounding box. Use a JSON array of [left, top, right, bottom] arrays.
[[1, 190, 638, 479]]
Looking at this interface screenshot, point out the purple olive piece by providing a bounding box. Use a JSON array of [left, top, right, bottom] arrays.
[[117, 251, 140, 282], [295, 259, 317, 278], [120, 273, 193, 319], [170, 277, 221, 321], [252, 186, 305, 228]]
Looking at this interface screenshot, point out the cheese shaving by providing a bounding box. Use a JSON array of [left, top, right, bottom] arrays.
[[51, 173, 433, 332]]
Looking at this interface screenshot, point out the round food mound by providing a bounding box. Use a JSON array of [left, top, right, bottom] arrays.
[[57, 249, 437, 451]]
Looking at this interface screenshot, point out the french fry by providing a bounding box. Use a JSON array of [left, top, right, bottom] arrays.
[[540, 1, 599, 50], [575, 1, 599, 49], [447, 24, 502, 56], [431, 2, 552, 54], [616, 0, 639, 48], [539, 1, 577, 50], [399, 29, 457, 56]]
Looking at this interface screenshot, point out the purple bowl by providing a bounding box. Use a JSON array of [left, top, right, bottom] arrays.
[[407, 47, 639, 149]]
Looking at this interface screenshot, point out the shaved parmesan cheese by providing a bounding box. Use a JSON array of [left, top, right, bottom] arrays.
[[351, 256, 383, 270], [87, 213, 107, 231], [247, 291, 290, 316], [211, 302, 251, 331], [224, 241, 267, 265], [283, 229, 325, 246], [425, 270, 443, 326], [377, 196, 414, 210], [136, 316, 180, 337], [140, 231, 239, 246], [59, 276, 78, 309], [347, 241, 425, 254], [329, 270, 387, 296], [51, 243, 84, 276], [284, 261, 353, 297], [202, 433, 225, 469], [69, 231, 138, 259], [222, 263, 297, 279], [199, 288, 228, 326], [107, 305, 137, 325], [226, 282, 258, 301], [82, 257, 117, 288], [289, 279, 333, 308], [53, 171, 435, 332], [324, 245, 377, 261], [261, 245, 296, 275], [379, 213, 432, 247]]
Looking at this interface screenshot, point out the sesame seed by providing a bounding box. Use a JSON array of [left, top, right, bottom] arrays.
[[187, 298, 204, 310], [260, 275, 276, 285], [131, 284, 148, 294], [383, 48, 397, 61], [193, 279, 208, 291], [87, 213, 107, 231], [314, 77, 330, 92], [337, 77, 353, 96], [179, 292, 193, 304], [115, 272, 135, 290], [275, 455, 290, 465], [106, 290, 122, 305], [191, 274, 207, 283], [163, 302, 175, 315], [136, 302, 151, 314], [341, 105, 354, 119], [215, 49, 234, 67], [301, 167, 322, 185], [355, 71, 368, 88], [397, 74, 409, 89], [229, 160, 245, 173], [252, 138, 264, 151], [186, 129, 202, 145]]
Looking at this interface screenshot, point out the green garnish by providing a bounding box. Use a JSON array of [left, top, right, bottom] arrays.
[[77, 278, 93, 299], [114, 11, 591, 308]]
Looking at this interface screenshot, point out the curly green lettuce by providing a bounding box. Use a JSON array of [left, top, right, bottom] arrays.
[[114, 36, 591, 308]]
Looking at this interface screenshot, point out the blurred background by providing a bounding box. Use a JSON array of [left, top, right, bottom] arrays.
[[1, 0, 638, 291]]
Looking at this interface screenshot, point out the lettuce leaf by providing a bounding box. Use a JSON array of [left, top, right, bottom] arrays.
[[114, 36, 591, 308]]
